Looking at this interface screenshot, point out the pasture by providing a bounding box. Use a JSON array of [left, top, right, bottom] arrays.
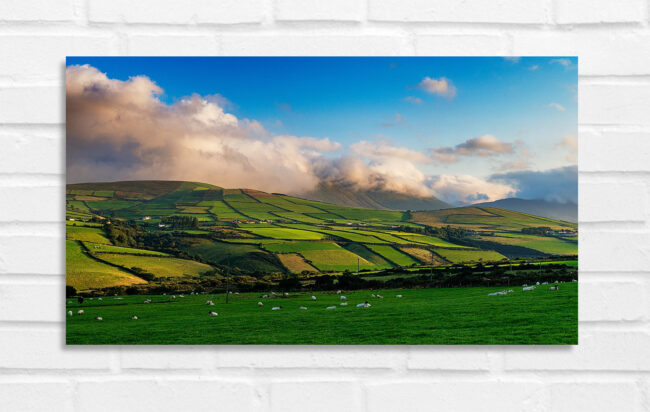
[[66, 283, 577, 345]]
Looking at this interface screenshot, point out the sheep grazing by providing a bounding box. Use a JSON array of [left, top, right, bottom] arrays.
[[179, 294, 184, 298], [144, 299, 152, 304], [523, 286, 536, 291], [356, 301, 371, 308], [114, 297, 123, 300], [326, 306, 337, 310], [262, 294, 269, 298], [508, 289, 514, 293], [395, 294, 402, 298], [95, 317, 103, 321], [234, 292, 239, 295], [311, 295, 317, 300], [536, 282, 540, 285], [77, 310, 84, 315], [541, 282, 548, 285], [98, 297, 102, 301], [376, 294, 384, 299], [258, 302, 264, 307], [209, 311, 218, 317], [572, 279, 577, 282], [299, 306, 308, 310], [340, 302, 348, 306], [336, 290, 342, 294], [171, 295, 176, 299], [283, 292, 289, 297], [206, 300, 214, 305], [131, 315, 138, 320], [340, 296, 347, 300], [371, 294, 376, 298], [549, 285, 559, 291], [523, 284, 528, 287], [271, 306, 282, 311], [67, 310, 73, 317]]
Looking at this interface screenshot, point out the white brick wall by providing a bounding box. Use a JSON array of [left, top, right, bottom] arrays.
[[0, 0, 647, 410]]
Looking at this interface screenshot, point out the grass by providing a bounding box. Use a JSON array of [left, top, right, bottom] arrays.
[[66, 241, 146, 290], [366, 244, 418, 267], [97, 254, 213, 278], [481, 233, 578, 255], [243, 227, 326, 240], [181, 238, 283, 273], [84, 242, 170, 256], [65, 283, 577, 344], [342, 243, 393, 269], [434, 248, 506, 263], [263, 241, 341, 253], [392, 233, 469, 248], [300, 249, 375, 272], [66, 226, 111, 244], [277, 253, 318, 273]]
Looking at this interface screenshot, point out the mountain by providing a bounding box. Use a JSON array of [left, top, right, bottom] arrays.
[[300, 182, 450, 211], [473, 198, 577, 223]]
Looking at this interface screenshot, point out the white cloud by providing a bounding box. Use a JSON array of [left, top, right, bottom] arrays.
[[351, 141, 429, 164], [428, 174, 515, 204], [432, 134, 514, 163], [559, 134, 577, 163], [417, 76, 457, 98], [547, 102, 565, 112], [404, 96, 423, 105], [550, 58, 574, 69]]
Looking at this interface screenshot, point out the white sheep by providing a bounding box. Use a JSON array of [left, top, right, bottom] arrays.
[[234, 292, 239, 295], [171, 295, 176, 299], [311, 295, 317, 300], [67, 310, 73, 317], [336, 290, 342, 294], [340, 295, 347, 300], [144, 299, 152, 304], [95, 316, 103, 321], [299, 306, 308, 310], [523, 284, 528, 287], [206, 300, 214, 306], [395, 294, 402, 298], [542, 282, 548, 285], [549, 285, 559, 291], [523, 286, 536, 291], [376, 294, 384, 299], [131, 315, 138, 320], [356, 301, 371, 308], [284, 292, 289, 297], [179, 294, 184, 298], [271, 306, 282, 311], [77, 310, 84, 315], [326, 306, 336, 310], [209, 311, 218, 317], [98, 297, 102, 301], [572, 279, 577, 282], [262, 294, 269, 298], [371, 294, 376, 298], [488, 291, 507, 296], [258, 302, 264, 307], [536, 282, 540, 285], [340, 302, 348, 306]]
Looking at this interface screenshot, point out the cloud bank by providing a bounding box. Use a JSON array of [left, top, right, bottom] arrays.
[[489, 166, 578, 203], [432, 134, 514, 164]]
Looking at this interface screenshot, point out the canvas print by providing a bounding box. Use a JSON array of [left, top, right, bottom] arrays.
[[65, 57, 578, 344]]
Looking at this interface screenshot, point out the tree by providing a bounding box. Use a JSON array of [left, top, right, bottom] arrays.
[[66, 285, 77, 298]]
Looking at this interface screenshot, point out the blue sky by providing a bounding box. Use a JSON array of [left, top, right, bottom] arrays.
[[66, 57, 577, 204]]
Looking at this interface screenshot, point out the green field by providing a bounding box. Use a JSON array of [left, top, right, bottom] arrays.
[[434, 248, 506, 263], [66, 226, 111, 244], [243, 227, 326, 240], [366, 244, 419, 267], [481, 233, 578, 255], [66, 241, 146, 290], [97, 253, 213, 278], [301, 249, 376, 272], [66, 283, 577, 344], [84, 242, 170, 256]]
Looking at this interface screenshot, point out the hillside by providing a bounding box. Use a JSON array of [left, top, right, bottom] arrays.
[[473, 198, 577, 223], [301, 182, 450, 211], [66, 180, 577, 292]]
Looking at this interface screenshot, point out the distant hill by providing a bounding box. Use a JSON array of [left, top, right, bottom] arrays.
[[300, 182, 450, 211], [473, 198, 577, 223]]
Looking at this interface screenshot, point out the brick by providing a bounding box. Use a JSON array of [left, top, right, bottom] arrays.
[[579, 181, 646, 222], [0, 0, 75, 22], [368, 0, 548, 23], [89, 0, 265, 24], [0, 236, 64, 275], [271, 381, 362, 412], [579, 130, 650, 171], [548, 382, 643, 412], [407, 347, 493, 370], [0, 186, 63, 222], [366, 382, 546, 412], [579, 232, 650, 272], [0, 329, 112, 369], [0, 283, 63, 322], [0, 130, 63, 174], [0, 36, 116, 82], [512, 31, 650, 75], [219, 34, 412, 56], [275, 0, 364, 21], [555, 0, 645, 24], [579, 280, 646, 321], [0, 87, 63, 124], [580, 83, 650, 125], [76, 380, 255, 412], [120, 347, 214, 369], [504, 331, 650, 370], [0, 382, 73, 412], [216, 346, 405, 369], [415, 34, 508, 55], [126, 35, 219, 56]]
